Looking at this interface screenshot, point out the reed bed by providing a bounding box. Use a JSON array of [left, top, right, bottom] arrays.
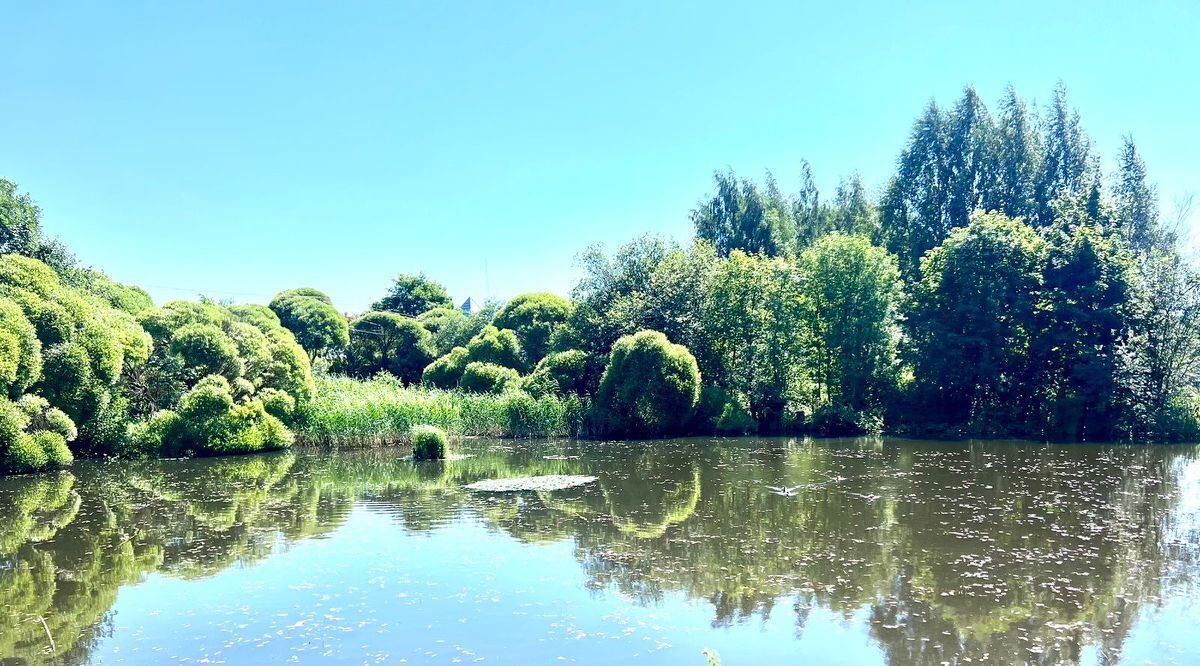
[[294, 374, 585, 447]]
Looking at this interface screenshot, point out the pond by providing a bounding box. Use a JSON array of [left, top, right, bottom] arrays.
[[2, 437, 1198, 665]]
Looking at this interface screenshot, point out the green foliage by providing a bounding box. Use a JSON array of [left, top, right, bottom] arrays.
[[459, 362, 520, 395], [704, 251, 803, 430], [693, 170, 796, 257], [796, 233, 901, 414], [67, 268, 153, 314], [16, 394, 77, 442], [523, 349, 597, 398], [465, 325, 524, 371], [170, 323, 245, 382], [494, 292, 572, 364], [0, 254, 149, 455], [1034, 208, 1137, 440], [423, 346, 469, 389], [906, 212, 1046, 434], [410, 424, 448, 460], [344, 311, 435, 383], [31, 430, 72, 467], [0, 178, 74, 272], [419, 306, 492, 356], [691, 386, 757, 435], [140, 299, 316, 414], [269, 288, 349, 358], [258, 387, 297, 421], [594, 330, 701, 438], [0, 296, 42, 397], [0, 395, 74, 474], [165, 375, 292, 456], [372, 273, 453, 317], [121, 409, 180, 458], [2, 433, 47, 474]]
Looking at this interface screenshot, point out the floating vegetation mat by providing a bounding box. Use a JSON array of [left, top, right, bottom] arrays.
[[464, 475, 598, 492]]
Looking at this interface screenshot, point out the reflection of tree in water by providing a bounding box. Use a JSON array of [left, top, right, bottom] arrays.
[[0, 444, 583, 662], [0, 439, 1197, 665], [543, 440, 1198, 665]]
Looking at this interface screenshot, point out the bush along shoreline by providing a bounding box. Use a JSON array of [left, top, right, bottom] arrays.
[[6, 83, 1200, 474]]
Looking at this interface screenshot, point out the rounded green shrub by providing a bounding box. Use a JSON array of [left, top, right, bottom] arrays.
[[39, 342, 102, 423], [3, 433, 47, 474], [523, 349, 595, 398], [17, 394, 77, 442], [269, 288, 349, 358], [465, 325, 524, 371], [410, 424, 447, 460], [422, 346, 469, 389], [258, 387, 296, 421], [493, 293, 573, 364], [273, 287, 333, 305], [593, 330, 701, 438], [32, 431, 72, 467], [170, 323, 244, 382], [171, 376, 294, 456], [68, 268, 153, 314], [459, 361, 520, 395], [122, 409, 182, 458], [0, 296, 42, 397], [232, 376, 256, 400], [181, 375, 236, 419], [225, 303, 283, 331]]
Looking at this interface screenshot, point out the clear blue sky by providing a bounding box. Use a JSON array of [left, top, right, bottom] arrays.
[[3, 1, 1198, 312]]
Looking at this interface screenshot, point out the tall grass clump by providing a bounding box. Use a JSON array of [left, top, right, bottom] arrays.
[[295, 373, 580, 447], [410, 424, 448, 460]]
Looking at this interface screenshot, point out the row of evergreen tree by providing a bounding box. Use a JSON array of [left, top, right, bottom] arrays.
[[694, 84, 1166, 277]]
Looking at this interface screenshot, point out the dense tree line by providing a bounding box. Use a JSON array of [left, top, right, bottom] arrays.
[[2, 83, 1198, 475], [0, 184, 315, 473]]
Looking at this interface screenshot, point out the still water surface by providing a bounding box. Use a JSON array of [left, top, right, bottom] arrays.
[[1, 437, 1198, 665]]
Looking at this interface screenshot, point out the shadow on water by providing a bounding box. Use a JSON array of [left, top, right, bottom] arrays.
[[1, 437, 1197, 664]]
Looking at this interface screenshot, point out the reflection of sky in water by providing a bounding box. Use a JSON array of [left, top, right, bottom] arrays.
[[3, 438, 1199, 665], [101, 508, 886, 664]]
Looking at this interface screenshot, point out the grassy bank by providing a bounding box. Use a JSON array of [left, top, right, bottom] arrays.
[[294, 374, 585, 447]]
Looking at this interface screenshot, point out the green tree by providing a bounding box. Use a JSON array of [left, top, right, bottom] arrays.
[[945, 87, 998, 228], [269, 288, 350, 359], [371, 273, 453, 317], [692, 170, 795, 258], [465, 325, 524, 371], [704, 251, 803, 430], [459, 361, 521, 395], [344, 312, 435, 383], [792, 161, 828, 249], [829, 174, 878, 240], [906, 212, 1046, 434], [1113, 137, 1160, 253], [593, 330, 701, 437], [562, 235, 675, 357], [1035, 83, 1092, 226], [422, 346, 469, 389], [418, 305, 492, 356], [880, 100, 950, 278], [994, 85, 1042, 220], [1034, 205, 1137, 440], [493, 292, 573, 364], [797, 234, 901, 416]]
